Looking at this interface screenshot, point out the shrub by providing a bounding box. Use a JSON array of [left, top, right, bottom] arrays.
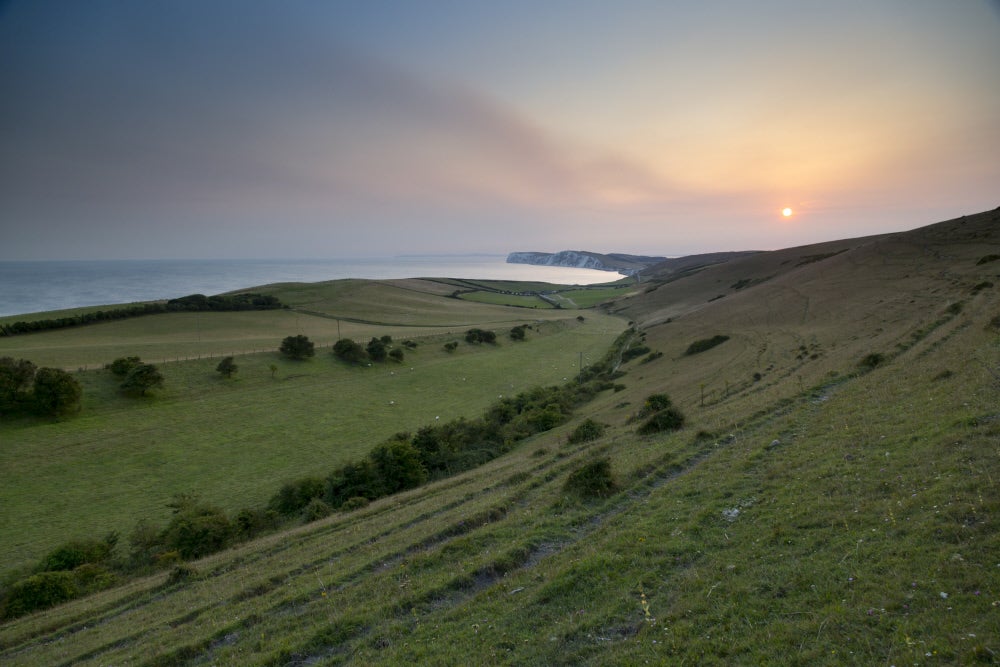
[[269, 477, 326, 515], [2, 571, 77, 619], [621, 344, 651, 362], [684, 335, 730, 355], [216, 356, 238, 378], [388, 348, 405, 363], [166, 564, 198, 585], [160, 498, 232, 560], [638, 407, 686, 435], [340, 496, 369, 512], [971, 281, 993, 294], [510, 325, 528, 341], [564, 458, 618, 499], [234, 508, 280, 539], [443, 341, 459, 353], [72, 563, 115, 594], [119, 363, 164, 396], [366, 337, 388, 362], [333, 338, 368, 364], [567, 418, 606, 444], [280, 334, 315, 360], [0, 357, 36, 408], [107, 356, 142, 376], [370, 439, 427, 493], [40, 534, 116, 572], [302, 497, 333, 522], [465, 328, 496, 344], [858, 352, 885, 370], [33, 367, 83, 415], [641, 393, 672, 415]]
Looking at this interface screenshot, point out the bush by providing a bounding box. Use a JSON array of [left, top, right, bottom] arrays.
[[510, 325, 528, 341], [564, 458, 618, 498], [40, 534, 116, 572], [465, 328, 496, 344], [216, 356, 237, 378], [638, 407, 686, 434], [333, 338, 368, 364], [858, 352, 885, 370], [388, 348, 405, 363], [366, 337, 388, 362], [302, 497, 333, 522], [684, 335, 730, 355], [443, 341, 459, 353], [567, 418, 606, 444], [119, 363, 164, 396], [621, 344, 651, 362], [2, 571, 77, 619], [234, 508, 280, 539], [280, 334, 315, 360], [370, 439, 427, 493], [269, 477, 326, 515], [0, 357, 36, 408], [641, 393, 672, 415], [107, 356, 142, 376], [160, 498, 232, 560], [341, 496, 370, 512], [33, 367, 82, 415]]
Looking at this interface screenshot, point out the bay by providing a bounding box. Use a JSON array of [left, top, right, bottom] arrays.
[[0, 257, 621, 318]]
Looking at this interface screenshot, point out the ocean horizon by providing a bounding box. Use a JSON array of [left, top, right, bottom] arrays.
[[0, 256, 621, 318]]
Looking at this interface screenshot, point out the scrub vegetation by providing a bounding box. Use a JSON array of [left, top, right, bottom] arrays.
[[1, 208, 998, 664]]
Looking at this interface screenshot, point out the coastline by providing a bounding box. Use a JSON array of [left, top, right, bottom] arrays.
[[0, 257, 618, 318]]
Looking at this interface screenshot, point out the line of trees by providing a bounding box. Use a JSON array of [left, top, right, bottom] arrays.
[[0, 293, 283, 337], [0, 357, 82, 417]]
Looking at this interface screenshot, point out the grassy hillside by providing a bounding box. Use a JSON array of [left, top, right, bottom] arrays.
[[0, 303, 624, 573], [1, 208, 998, 664]]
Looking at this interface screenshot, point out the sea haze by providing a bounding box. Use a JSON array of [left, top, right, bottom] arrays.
[[0, 257, 620, 318]]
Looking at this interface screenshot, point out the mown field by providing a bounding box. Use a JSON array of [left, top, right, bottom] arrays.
[[0, 209, 998, 665]]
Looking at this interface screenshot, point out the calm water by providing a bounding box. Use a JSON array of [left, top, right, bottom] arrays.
[[0, 257, 620, 317]]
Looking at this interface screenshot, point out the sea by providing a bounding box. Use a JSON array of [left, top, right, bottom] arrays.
[[0, 257, 620, 318]]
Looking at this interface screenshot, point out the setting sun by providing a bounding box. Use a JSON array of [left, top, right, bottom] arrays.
[[782, 207, 793, 217]]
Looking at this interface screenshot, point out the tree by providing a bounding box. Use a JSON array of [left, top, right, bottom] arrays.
[[0, 357, 36, 408], [509, 325, 527, 341], [107, 356, 141, 377], [366, 337, 387, 362], [370, 438, 427, 493], [465, 328, 496, 344], [333, 338, 367, 364], [159, 496, 232, 560], [280, 334, 315, 360], [120, 363, 164, 396], [216, 356, 238, 378], [33, 367, 82, 416]]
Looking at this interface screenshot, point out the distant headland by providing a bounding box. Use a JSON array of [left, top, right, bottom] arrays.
[[506, 250, 667, 275]]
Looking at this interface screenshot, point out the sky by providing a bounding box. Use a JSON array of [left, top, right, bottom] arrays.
[[1, 1, 998, 261]]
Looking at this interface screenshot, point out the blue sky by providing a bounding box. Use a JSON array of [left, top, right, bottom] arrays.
[[1, 1, 998, 260]]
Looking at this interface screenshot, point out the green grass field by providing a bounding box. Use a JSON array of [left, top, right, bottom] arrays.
[[0, 310, 625, 572], [1, 210, 998, 664]]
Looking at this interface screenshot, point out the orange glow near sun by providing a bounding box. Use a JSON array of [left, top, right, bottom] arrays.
[[781, 207, 793, 217]]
